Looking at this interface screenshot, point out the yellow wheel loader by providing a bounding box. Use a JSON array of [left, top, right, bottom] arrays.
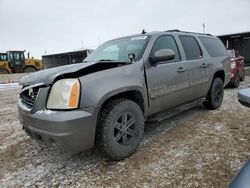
[[0, 51, 44, 74]]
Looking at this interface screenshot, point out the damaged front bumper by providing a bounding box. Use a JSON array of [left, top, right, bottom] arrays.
[[18, 100, 99, 152]]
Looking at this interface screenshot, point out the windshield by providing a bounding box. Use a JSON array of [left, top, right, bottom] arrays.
[[7, 51, 25, 61], [84, 35, 150, 63]]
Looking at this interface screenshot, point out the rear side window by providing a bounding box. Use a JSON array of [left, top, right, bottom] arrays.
[[151, 35, 181, 62], [199, 37, 228, 57], [179, 36, 202, 60], [227, 50, 235, 58]]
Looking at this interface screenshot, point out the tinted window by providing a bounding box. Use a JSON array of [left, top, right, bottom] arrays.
[[235, 50, 240, 58], [199, 37, 228, 57], [227, 50, 235, 58], [151, 35, 180, 62], [179, 36, 202, 60]]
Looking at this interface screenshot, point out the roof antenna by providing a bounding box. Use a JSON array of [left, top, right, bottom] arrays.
[[142, 29, 146, 34]]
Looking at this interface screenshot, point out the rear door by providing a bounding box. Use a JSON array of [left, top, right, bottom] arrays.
[[145, 35, 190, 114], [178, 35, 210, 99]]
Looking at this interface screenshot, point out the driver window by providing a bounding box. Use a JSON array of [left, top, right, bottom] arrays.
[[151, 35, 181, 62], [235, 50, 240, 58]]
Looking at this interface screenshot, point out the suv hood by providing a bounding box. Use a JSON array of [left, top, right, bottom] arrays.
[[19, 61, 128, 86]]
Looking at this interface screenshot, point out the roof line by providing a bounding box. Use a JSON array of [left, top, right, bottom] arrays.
[[165, 29, 212, 36], [217, 31, 250, 37]]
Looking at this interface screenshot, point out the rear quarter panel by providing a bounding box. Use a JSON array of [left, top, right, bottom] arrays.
[[197, 36, 231, 87]]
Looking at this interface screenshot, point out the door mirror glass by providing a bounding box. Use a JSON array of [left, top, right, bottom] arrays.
[[149, 49, 175, 64]]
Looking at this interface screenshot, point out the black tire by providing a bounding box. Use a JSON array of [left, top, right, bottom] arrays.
[[240, 69, 245, 82], [231, 72, 240, 88], [0, 68, 9, 74], [24, 66, 36, 73], [96, 99, 144, 160], [203, 77, 224, 110]]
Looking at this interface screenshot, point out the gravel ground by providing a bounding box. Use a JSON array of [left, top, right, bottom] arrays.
[[0, 78, 249, 188]]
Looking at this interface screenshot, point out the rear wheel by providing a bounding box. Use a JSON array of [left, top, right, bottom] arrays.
[[96, 99, 144, 160], [203, 77, 224, 110], [24, 66, 36, 73], [231, 72, 240, 88], [0, 68, 9, 74]]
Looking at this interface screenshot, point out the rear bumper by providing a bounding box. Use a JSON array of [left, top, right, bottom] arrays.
[[18, 100, 99, 152]]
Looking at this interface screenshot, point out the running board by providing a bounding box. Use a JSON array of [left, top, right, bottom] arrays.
[[147, 98, 205, 123]]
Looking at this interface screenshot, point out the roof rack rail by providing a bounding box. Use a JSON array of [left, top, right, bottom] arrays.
[[166, 29, 180, 32], [166, 29, 212, 36]]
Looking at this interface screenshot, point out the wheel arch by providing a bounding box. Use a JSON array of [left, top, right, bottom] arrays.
[[213, 70, 225, 83], [0, 68, 10, 74], [98, 88, 146, 116]]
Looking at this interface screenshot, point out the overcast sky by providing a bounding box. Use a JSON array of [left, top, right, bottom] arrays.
[[0, 0, 250, 58]]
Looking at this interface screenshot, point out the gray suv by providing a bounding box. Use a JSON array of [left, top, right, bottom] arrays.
[[18, 30, 231, 160]]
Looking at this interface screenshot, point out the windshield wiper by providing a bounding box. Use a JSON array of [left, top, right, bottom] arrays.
[[97, 59, 131, 63], [98, 59, 116, 61]]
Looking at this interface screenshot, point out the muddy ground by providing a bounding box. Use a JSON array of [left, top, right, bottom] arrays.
[[0, 78, 249, 188]]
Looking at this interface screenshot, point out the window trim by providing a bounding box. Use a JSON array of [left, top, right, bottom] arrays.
[[179, 35, 203, 60], [150, 35, 182, 63]]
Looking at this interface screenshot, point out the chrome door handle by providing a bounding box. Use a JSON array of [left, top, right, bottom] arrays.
[[177, 67, 186, 72], [200, 63, 208, 68]]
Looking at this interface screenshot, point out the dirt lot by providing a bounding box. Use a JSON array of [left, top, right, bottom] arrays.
[[0, 78, 249, 188]]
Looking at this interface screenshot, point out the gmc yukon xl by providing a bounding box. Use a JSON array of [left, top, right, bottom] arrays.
[[18, 30, 231, 160]]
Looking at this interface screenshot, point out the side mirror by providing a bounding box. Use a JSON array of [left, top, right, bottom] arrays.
[[149, 49, 175, 65], [238, 88, 250, 107]]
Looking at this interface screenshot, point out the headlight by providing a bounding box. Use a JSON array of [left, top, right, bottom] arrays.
[[47, 79, 80, 110]]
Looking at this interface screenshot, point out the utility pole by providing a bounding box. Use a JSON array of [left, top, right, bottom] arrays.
[[98, 36, 101, 46], [202, 23, 206, 34], [81, 40, 84, 49]]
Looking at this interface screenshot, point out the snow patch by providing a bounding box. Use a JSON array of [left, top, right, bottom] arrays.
[[0, 83, 21, 90], [36, 110, 56, 115]]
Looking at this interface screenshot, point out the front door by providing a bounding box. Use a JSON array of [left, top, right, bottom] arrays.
[[145, 35, 190, 114]]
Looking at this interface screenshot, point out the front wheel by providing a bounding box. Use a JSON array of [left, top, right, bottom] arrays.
[[0, 68, 9, 74], [203, 77, 224, 110], [96, 99, 144, 160]]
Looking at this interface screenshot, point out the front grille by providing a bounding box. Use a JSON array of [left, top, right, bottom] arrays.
[[20, 86, 40, 109]]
